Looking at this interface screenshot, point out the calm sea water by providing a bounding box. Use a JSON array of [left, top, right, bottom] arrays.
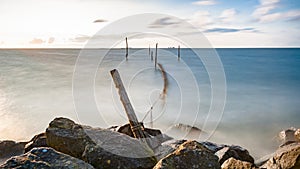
[[0, 48, 299, 159]]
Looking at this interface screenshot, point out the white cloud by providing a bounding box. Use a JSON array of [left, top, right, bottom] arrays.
[[29, 38, 45, 44], [260, 0, 280, 6], [252, 0, 279, 20], [259, 10, 300, 22], [192, 0, 217, 6], [220, 8, 237, 23], [189, 11, 213, 28]]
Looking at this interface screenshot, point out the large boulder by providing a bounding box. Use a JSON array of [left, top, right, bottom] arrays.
[[215, 145, 254, 165], [0, 147, 94, 169], [25, 132, 48, 153], [261, 142, 300, 169], [83, 126, 157, 169], [46, 117, 157, 169], [46, 117, 94, 159], [83, 144, 157, 169], [221, 157, 257, 169], [0, 140, 25, 164], [153, 140, 221, 169]]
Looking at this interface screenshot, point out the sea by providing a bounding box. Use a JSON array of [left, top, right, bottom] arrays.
[[0, 48, 299, 159]]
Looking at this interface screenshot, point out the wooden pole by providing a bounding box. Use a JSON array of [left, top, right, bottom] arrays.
[[150, 107, 153, 128], [151, 51, 153, 61], [125, 37, 128, 60], [110, 69, 147, 139], [155, 43, 158, 69], [148, 45, 150, 57], [178, 45, 180, 61]]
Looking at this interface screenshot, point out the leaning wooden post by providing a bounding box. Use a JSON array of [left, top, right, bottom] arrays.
[[110, 69, 147, 139], [155, 43, 158, 69], [178, 45, 180, 61], [125, 37, 128, 60]]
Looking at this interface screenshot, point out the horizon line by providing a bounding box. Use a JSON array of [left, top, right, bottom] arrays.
[[0, 46, 300, 49]]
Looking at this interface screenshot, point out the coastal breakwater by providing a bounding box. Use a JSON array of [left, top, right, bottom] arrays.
[[0, 117, 299, 169]]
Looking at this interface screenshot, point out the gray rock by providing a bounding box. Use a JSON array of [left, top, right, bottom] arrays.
[[46, 117, 157, 169], [83, 144, 157, 169], [153, 140, 221, 169], [0, 147, 94, 169], [201, 141, 225, 153], [154, 139, 186, 160], [215, 145, 254, 165], [221, 157, 257, 169], [25, 132, 48, 153], [261, 142, 300, 169]]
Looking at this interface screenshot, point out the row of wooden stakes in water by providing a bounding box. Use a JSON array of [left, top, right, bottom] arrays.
[[125, 37, 181, 68]]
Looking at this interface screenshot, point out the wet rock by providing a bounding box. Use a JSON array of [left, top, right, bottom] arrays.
[[221, 157, 257, 169], [25, 132, 48, 153], [0, 140, 25, 163], [215, 145, 254, 165], [261, 142, 300, 169], [0, 147, 94, 169], [153, 140, 221, 169]]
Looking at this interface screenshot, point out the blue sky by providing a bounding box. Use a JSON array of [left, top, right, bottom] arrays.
[[0, 0, 299, 47]]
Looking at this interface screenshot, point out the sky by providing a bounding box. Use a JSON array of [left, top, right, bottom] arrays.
[[0, 0, 299, 48]]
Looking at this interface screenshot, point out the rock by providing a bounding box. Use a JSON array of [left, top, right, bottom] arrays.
[[0, 147, 94, 169], [153, 140, 221, 169], [295, 129, 300, 142], [221, 157, 257, 169], [0, 140, 25, 163], [261, 142, 300, 169], [83, 126, 157, 169], [117, 123, 171, 144], [25, 132, 48, 153], [201, 141, 225, 153], [83, 144, 157, 169], [46, 117, 157, 169], [279, 127, 299, 146], [215, 145, 254, 165], [154, 139, 186, 160], [46, 117, 94, 159], [117, 123, 168, 149]]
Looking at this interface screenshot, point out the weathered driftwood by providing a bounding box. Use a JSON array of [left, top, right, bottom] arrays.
[[125, 37, 128, 60], [110, 69, 147, 139]]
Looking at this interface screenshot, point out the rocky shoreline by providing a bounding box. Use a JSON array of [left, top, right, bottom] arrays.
[[0, 117, 299, 169]]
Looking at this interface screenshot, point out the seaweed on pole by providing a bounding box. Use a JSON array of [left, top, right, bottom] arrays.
[[157, 63, 168, 98]]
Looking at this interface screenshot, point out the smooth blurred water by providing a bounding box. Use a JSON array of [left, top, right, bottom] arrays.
[[0, 48, 299, 159]]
